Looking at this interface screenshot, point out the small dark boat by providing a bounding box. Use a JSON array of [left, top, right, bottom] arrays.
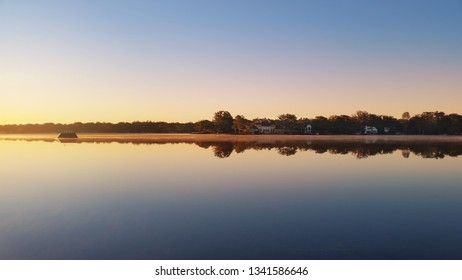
[[58, 132, 78, 139]]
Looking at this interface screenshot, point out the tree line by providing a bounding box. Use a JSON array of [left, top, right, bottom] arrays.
[[1, 110, 461, 135]]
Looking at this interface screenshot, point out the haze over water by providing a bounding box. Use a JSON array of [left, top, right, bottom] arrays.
[[1, 135, 461, 259]]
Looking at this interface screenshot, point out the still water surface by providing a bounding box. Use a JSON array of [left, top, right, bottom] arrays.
[[1, 134, 461, 259]]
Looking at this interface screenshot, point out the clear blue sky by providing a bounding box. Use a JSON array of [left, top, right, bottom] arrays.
[[1, 0, 461, 123]]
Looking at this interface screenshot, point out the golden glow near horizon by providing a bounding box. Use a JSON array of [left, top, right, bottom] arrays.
[[1, 1, 461, 124]]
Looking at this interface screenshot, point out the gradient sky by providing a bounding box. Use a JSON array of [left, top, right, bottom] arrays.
[[1, 0, 461, 124]]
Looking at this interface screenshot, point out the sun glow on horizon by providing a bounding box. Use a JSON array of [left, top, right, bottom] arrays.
[[1, 0, 461, 124]]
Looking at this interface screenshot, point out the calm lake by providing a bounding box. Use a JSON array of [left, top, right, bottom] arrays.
[[1, 134, 461, 260]]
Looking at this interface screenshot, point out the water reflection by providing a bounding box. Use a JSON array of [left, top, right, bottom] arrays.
[[1, 135, 461, 159], [200, 141, 462, 159], [1, 135, 462, 259]]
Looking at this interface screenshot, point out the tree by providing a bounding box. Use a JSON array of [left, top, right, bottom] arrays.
[[213, 111, 233, 133], [401, 112, 411, 134], [277, 113, 298, 130], [379, 115, 400, 134], [233, 115, 252, 134], [353, 111, 371, 124], [447, 114, 462, 134], [328, 115, 355, 134], [195, 120, 215, 134], [408, 112, 445, 134], [402, 112, 410, 120], [311, 116, 330, 134]]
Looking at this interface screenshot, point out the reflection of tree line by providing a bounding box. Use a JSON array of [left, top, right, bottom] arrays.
[[194, 141, 462, 159], [2, 138, 462, 159]]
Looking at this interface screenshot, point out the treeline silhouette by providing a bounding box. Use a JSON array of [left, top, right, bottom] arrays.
[[1, 110, 462, 135], [0, 122, 195, 134]]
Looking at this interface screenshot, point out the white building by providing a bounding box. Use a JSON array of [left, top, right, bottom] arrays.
[[255, 124, 276, 134], [364, 126, 378, 135], [305, 124, 312, 134]]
